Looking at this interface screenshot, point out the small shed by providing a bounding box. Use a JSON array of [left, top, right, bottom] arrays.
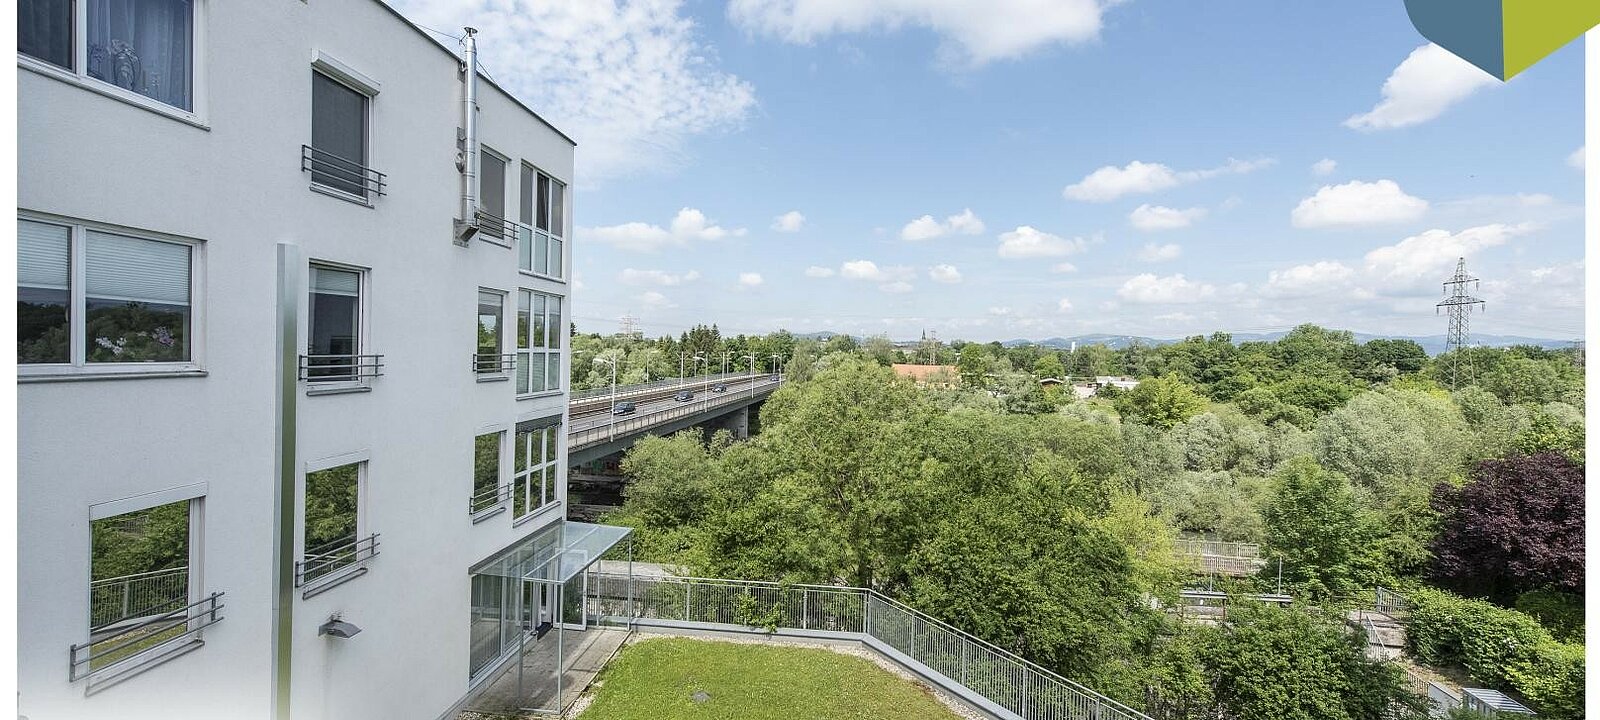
[[1461, 688, 1536, 716]]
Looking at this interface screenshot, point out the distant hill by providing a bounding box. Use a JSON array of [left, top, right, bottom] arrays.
[[999, 332, 1574, 356]]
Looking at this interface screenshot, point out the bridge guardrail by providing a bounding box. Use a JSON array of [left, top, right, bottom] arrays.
[[570, 377, 781, 449], [571, 372, 767, 404]]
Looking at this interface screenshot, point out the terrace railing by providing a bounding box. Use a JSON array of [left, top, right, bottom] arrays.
[[592, 574, 1152, 720], [1173, 538, 1260, 559]]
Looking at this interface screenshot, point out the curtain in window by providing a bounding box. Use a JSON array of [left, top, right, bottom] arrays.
[[87, 0, 193, 110], [19, 0, 74, 69]]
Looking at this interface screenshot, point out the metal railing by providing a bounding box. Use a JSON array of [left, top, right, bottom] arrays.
[[571, 371, 770, 403], [302, 145, 387, 198], [89, 566, 189, 631], [70, 591, 225, 684], [473, 352, 516, 374], [569, 377, 780, 450], [475, 209, 515, 244], [1173, 538, 1261, 559], [295, 534, 380, 587], [469, 484, 512, 515], [299, 354, 385, 382], [593, 574, 1151, 720], [1373, 586, 1410, 619]]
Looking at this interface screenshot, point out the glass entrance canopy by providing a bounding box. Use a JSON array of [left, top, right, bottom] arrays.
[[474, 521, 632, 584]]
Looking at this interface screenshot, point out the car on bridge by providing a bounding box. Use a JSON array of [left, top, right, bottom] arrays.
[[612, 401, 637, 415], [674, 390, 695, 402], [712, 383, 727, 393]]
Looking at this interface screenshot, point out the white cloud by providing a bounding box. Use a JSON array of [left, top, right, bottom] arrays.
[[1057, 298, 1074, 313], [928, 264, 962, 283], [727, 0, 1120, 66], [880, 280, 914, 294], [1116, 273, 1215, 304], [637, 290, 675, 308], [619, 268, 701, 286], [1312, 158, 1338, 176], [839, 260, 914, 283], [583, 208, 744, 252], [1362, 223, 1537, 288], [804, 265, 836, 278], [1344, 43, 1496, 131], [1260, 261, 1354, 298], [1050, 262, 1078, 273], [1063, 158, 1274, 202], [987, 306, 1014, 317], [900, 208, 985, 240], [738, 272, 764, 287], [771, 210, 806, 232], [1129, 204, 1206, 231], [1136, 243, 1183, 262], [1568, 146, 1585, 170], [1290, 180, 1428, 228], [392, 0, 756, 181], [996, 226, 1087, 259]]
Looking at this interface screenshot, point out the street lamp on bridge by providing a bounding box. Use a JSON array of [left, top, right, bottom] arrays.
[[593, 356, 618, 440]]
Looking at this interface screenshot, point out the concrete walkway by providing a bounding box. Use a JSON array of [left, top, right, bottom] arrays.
[[462, 626, 630, 718]]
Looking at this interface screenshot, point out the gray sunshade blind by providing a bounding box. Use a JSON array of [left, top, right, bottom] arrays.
[[311, 267, 360, 296], [515, 415, 562, 433], [18, 219, 70, 289], [85, 231, 191, 305]]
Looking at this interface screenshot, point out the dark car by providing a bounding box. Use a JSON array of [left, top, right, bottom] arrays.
[[674, 390, 695, 402], [712, 383, 727, 393], [612, 401, 637, 415]]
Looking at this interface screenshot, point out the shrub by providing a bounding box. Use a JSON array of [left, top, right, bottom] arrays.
[[1405, 587, 1584, 718], [1514, 589, 1585, 643]]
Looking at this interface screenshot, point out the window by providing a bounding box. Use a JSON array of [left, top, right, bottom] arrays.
[[515, 289, 562, 395], [75, 494, 218, 686], [519, 165, 565, 279], [479, 148, 507, 239], [471, 431, 503, 514], [309, 71, 370, 198], [19, 216, 197, 372], [475, 290, 506, 374], [512, 419, 561, 520], [306, 265, 361, 382], [18, 0, 73, 70], [300, 460, 374, 587], [19, 0, 196, 112]]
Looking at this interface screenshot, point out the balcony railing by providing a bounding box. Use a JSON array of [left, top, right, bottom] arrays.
[[475, 209, 515, 246], [474, 352, 516, 374], [299, 354, 385, 382], [470, 484, 513, 516], [70, 592, 225, 688], [302, 145, 387, 198], [296, 534, 380, 587], [89, 566, 189, 631]]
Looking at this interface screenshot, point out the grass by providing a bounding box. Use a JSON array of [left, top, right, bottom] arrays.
[[578, 637, 964, 720]]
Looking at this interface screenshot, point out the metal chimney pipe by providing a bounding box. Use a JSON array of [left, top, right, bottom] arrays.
[[455, 27, 480, 245]]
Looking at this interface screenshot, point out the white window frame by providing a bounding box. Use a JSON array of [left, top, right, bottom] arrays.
[[511, 420, 562, 525], [515, 288, 563, 398], [470, 424, 509, 521], [299, 451, 372, 593], [476, 288, 509, 380], [18, 212, 205, 381], [303, 260, 372, 395], [478, 145, 512, 247], [16, 0, 210, 128], [518, 163, 566, 282], [306, 56, 379, 206]]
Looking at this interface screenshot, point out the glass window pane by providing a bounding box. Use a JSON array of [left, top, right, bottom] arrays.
[[85, 231, 190, 363], [473, 432, 500, 507], [519, 164, 534, 226], [549, 238, 562, 280], [528, 353, 546, 393], [304, 462, 360, 581], [86, 0, 194, 111], [547, 355, 562, 391], [536, 173, 550, 231], [547, 297, 562, 349], [476, 291, 501, 370], [550, 179, 565, 237], [307, 266, 360, 380], [534, 231, 549, 275], [530, 294, 546, 349], [516, 352, 530, 394], [543, 425, 558, 465], [19, 0, 74, 70], [479, 150, 506, 224], [18, 219, 71, 364], [311, 72, 368, 197], [90, 499, 190, 633], [469, 574, 505, 676], [514, 429, 529, 473], [518, 222, 533, 272]]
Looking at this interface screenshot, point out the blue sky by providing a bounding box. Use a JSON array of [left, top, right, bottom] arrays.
[[394, 0, 1585, 343]]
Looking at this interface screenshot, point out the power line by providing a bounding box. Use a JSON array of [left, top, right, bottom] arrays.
[[1436, 257, 1486, 389]]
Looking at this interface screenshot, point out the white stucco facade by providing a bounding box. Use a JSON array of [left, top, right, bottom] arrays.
[[17, 2, 575, 718]]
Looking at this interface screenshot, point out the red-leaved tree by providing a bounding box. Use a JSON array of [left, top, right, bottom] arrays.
[[1430, 452, 1584, 598]]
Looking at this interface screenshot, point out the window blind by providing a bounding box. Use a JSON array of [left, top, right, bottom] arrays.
[[311, 267, 360, 297], [84, 231, 191, 305], [18, 219, 70, 289]]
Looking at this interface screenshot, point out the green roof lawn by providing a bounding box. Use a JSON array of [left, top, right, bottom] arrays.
[[577, 637, 965, 720]]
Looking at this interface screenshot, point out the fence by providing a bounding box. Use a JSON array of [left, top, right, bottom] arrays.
[[571, 372, 773, 403], [569, 378, 780, 450], [591, 574, 1151, 720], [1173, 538, 1260, 559], [89, 566, 190, 631]]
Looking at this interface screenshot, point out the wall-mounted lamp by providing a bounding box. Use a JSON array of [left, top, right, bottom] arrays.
[[319, 616, 362, 639]]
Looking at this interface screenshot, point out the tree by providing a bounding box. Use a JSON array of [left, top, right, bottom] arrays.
[[956, 343, 993, 387], [1430, 452, 1585, 597], [1114, 374, 1207, 429], [1033, 353, 1066, 380], [1262, 457, 1368, 597]]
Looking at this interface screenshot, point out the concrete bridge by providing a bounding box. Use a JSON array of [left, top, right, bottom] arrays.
[[567, 373, 782, 466]]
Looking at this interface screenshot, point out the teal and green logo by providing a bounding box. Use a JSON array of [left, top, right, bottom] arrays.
[[1404, 0, 1600, 80]]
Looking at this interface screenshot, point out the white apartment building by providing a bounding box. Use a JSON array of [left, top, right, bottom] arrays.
[[17, 2, 620, 718]]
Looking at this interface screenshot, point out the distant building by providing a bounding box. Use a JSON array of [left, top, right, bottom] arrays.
[[892, 363, 957, 387], [1069, 376, 1139, 399]]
